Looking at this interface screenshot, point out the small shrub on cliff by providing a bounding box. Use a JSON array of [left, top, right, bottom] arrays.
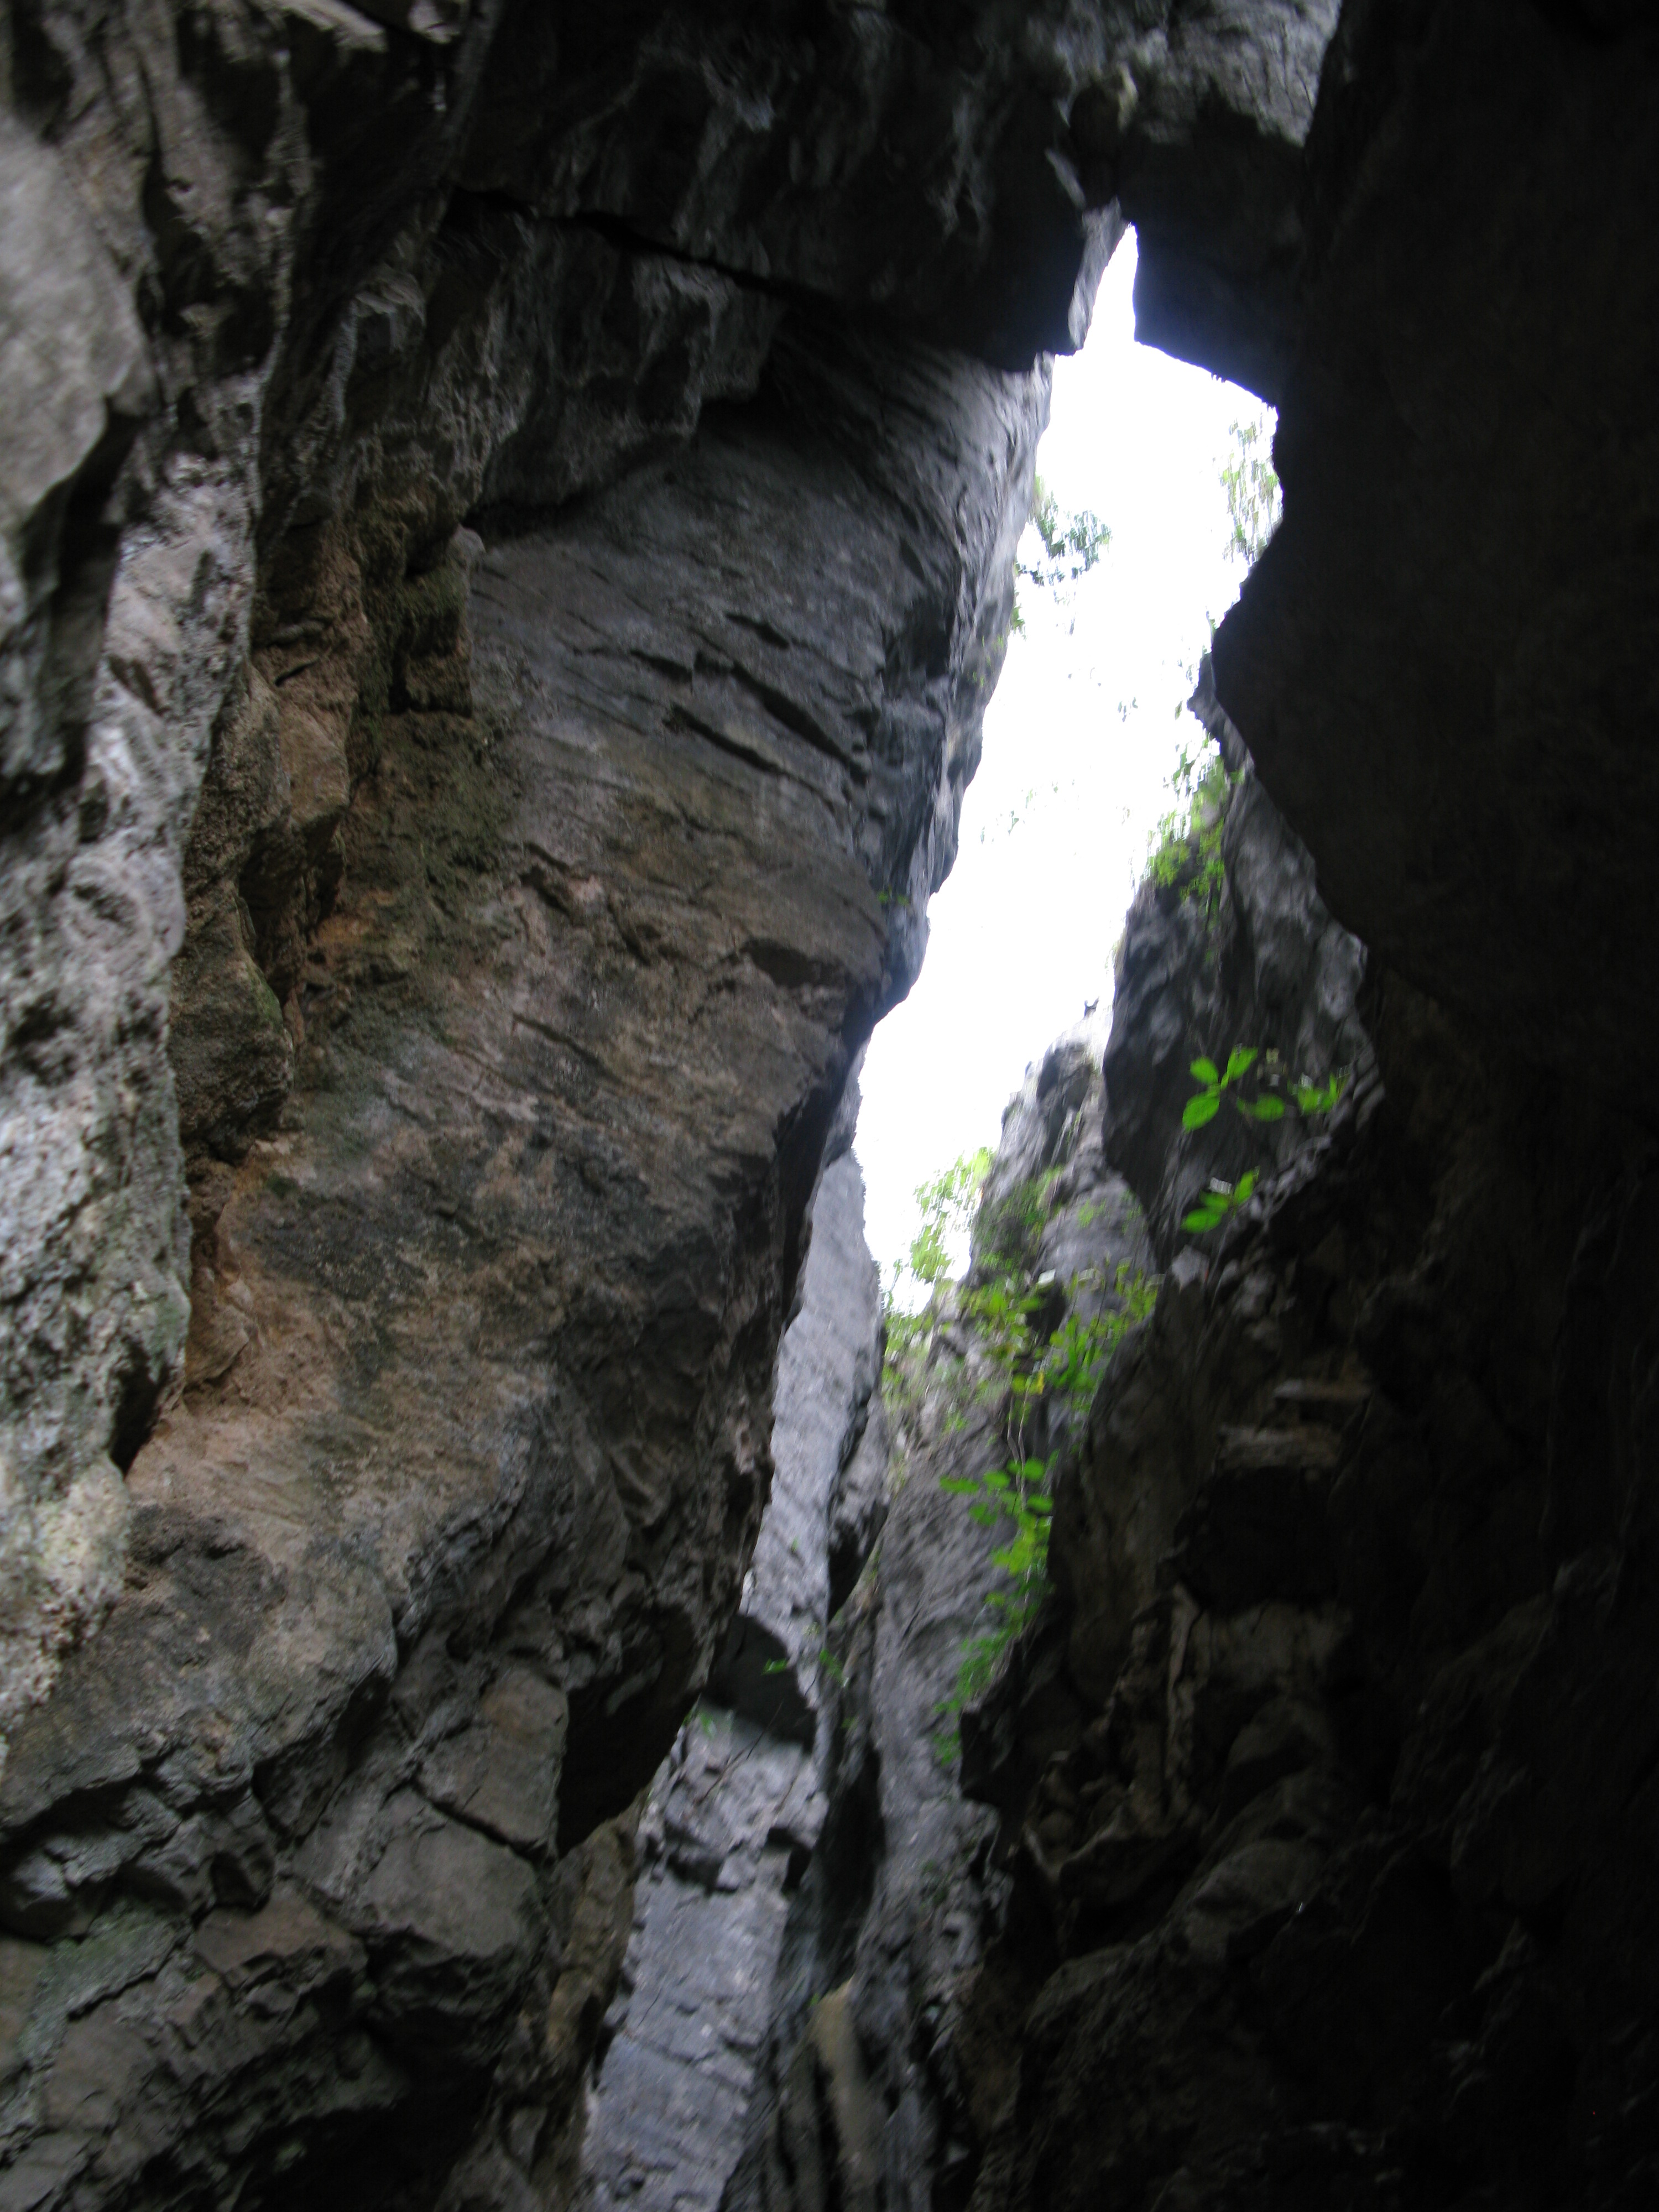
[[1178, 1051, 1348, 1237], [883, 1156, 1158, 1756], [1146, 738, 1234, 925], [930, 1249, 1155, 1757]]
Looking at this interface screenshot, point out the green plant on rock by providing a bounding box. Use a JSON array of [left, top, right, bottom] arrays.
[[905, 1147, 994, 1296], [884, 1159, 1161, 1758], [1180, 1171, 1260, 1237], [1146, 738, 1235, 925], [1010, 476, 1110, 632], [930, 1237, 1155, 1760], [1178, 1051, 1349, 1237]]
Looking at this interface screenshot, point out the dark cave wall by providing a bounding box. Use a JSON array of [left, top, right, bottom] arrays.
[[0, 2, 1656, 2210], [0, 6, 1340, 2209], [707, 11, 1659, 2211]]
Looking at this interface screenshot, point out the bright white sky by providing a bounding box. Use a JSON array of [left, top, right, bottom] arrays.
[[857, 230, 1269, 1294]]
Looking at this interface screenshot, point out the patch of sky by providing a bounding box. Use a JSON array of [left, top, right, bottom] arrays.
[[857, 229, 1275, 1300]]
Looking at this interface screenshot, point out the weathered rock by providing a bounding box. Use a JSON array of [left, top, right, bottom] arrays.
[[0, 0, 1349, 1780], [6, 2, 1659, 2208], [1213, 0, 1659, 1102], [1104, 657, 1368, 1266], [951, 973, 1658, 2206], [576, 1148, 885, 2212], [0, 307, 1039, 2204], [733, 1031, 1152, 2212]]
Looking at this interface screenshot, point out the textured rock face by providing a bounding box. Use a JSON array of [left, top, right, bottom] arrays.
[[963, 979, 1659, 2211], [6, 1, 1658, 2208], [577, 1145, 884, 2212], [1212, 0, 1659, 1096], [0, 8, 1353, 2201], [730, 1034, 1151, 2212], [0, 0, 1335, 1813], [731, 745, 1658, 2210], [0, 320, 1035, 2212], [1104, 658, 1368, 1265]]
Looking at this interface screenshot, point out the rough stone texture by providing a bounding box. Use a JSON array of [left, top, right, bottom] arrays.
[[731, 1032, 1152, 2212], [8, 1, 1659, 2208], [1212, 0, 1659, 1097], [0, 8, 1352, 2201], [1104, 655, 1368, 1265], [576, 1147, 885, 2212], [0, 312, 1039, 2208], [733, 733, 1659, 2211], [916, 906, 1655, 2205], [0, 0, 1335, 1816]]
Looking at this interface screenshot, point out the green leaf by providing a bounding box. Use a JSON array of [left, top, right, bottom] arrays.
[[968, 1503, 999, 1528], [763, 1658, 790, 1675], [1238, 1094, 1286, 1121], [1182, 1092, 1221, 1129], [1224, 1045, 1259, 1082], [984, 1469, 1011, 1491], [938, 1475, 980, 1496], [1236, 1170, 1258, 1202], [1190, 1057, 1219, 1086], [1026, 1494, 1053, 1514]]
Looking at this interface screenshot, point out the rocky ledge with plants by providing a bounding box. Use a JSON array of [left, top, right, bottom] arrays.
[[727, 697, 1659, 2212]]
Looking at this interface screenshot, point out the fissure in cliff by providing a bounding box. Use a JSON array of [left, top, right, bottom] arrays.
[[0, 6, 1655, 2212]]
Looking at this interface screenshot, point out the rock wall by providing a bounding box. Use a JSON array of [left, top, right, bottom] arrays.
[[728, 1029, 1152, 2212], [1104, 656, 1368, 1265], [1212, 0, 1659, 1097], [737, 740, 1657, 2210], [3, 1, 1658, 2207], [0, 9, 1352, 2204], [964, 976, 1659, 2212], [0, 287, 1036, 2212], [575, 1138, 885, 2212]]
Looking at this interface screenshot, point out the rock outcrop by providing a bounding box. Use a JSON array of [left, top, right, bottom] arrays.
[[729, 1029, 1151, 2212], [576, 1139, 884, 2212], [3, 1, 1659, 2207], [734, 721, 1657, 2210], [1212, 0, 1659, 1098], [966, 979, 1659, 2212], [1104, 656, 1368, 1264], [0, 8, 1357, 2203]]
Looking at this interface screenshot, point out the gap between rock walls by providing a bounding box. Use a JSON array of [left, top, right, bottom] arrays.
[[0, 7, 1656, 2212]]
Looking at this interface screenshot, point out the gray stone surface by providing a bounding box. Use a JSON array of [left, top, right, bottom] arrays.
[[1212, 0, 1659, 1097], [731, 1034, 1150, 2212], [0, 309, 1038, 2206], [578, 1151, 885, 2212], [8, 4, 1658, 2209], [1104, 656, 1369, 1266], [0, 2, 1344, 1793]]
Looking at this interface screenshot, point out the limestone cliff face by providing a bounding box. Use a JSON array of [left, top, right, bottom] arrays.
[[1103, 657, 1368, 1266], [0, 5, 1342, 2208], [577, 1137, 884, 2212], [726, 1032, 1151, 2212], [3, 2, 1658, 2209], [739, 740, 1658, 2212]]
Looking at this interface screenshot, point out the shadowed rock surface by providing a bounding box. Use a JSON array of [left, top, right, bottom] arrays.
[[1104, 656, 1368, 1265], [738, 765, 1659, 2210], [2, 1, 1658, 2207], [577, 1144, 884, 2212], [726, 1032, 1152, 2212]]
